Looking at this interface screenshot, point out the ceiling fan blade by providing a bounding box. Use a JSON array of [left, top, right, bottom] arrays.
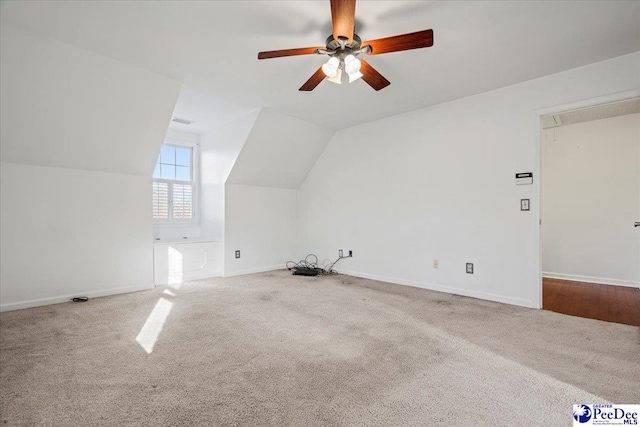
[[359, 59, 390, 91], [330, 0, 356, 41], [363, 29, 433, 55], [299, 67, 326, 91], [258, 47, 322, 60]]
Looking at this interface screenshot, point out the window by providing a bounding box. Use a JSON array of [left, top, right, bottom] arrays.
[[153, 142, 198, 223]]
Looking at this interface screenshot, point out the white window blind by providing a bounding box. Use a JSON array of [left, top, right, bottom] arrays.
[[172, 183, 193, 219], [152, 182, 169, 219]]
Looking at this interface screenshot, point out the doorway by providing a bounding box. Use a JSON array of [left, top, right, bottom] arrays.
[[539, 97, 640, 326]]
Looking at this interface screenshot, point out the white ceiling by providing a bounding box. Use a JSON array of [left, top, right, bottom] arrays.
[[2, 1, 639, 131], [168, 86, 258, 134]]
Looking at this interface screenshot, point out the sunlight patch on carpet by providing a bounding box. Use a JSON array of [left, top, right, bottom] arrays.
[[136, 297, 173, 354]]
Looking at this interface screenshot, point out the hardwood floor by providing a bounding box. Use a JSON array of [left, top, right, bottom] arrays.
[[543, 278, 640, 326]]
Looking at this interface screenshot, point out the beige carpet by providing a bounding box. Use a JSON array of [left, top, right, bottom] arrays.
[[1, 270, 638, 426]]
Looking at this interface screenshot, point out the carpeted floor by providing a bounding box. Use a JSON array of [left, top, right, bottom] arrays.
[[1, 270, 638, 426]]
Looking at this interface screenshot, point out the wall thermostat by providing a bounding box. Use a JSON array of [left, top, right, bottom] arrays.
[[515, 172, 533, 185]]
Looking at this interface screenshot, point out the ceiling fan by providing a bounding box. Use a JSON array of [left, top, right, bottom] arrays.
[[257, 0, 434, 91]]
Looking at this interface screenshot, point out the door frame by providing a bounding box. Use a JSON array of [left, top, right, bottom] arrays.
[[534, 89, 640, 309]]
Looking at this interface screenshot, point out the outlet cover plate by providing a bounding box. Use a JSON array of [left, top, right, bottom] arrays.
[[466, 263, 474, 274]]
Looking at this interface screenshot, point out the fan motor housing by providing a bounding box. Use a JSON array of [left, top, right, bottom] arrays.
[[325, 34, 363, 58]]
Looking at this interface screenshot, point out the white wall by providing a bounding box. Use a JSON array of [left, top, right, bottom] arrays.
[[297, 52, 640, 309], [0, 25, 181, 310], [542, 113, 640, 287], [200, 110, 260, 242], [221, 109, 333, 276], [1, 162, 154, 310], [224, 184, 297, 276]]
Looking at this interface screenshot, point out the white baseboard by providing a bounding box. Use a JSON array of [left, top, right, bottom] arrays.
[[223, 264, 286, 278], [0, 284, 155, 312], [335, 268, 539, 309], [543, 272, 639, 288]]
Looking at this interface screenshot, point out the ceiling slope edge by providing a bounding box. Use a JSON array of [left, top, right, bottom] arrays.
[[0, 23, 183, 177]]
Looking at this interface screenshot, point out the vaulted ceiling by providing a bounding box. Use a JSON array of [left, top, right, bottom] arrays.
[[227, 109, 334, 189], [2, 1, 639, 131]]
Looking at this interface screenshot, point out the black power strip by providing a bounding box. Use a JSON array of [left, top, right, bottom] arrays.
[[292, 267, 321, 276]]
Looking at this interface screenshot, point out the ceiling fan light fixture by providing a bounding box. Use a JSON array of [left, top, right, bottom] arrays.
[[344, 54, 361, 75], [327, 67, 342, 84], [348, 70, 363, 83], [322, 57, 340, 77]]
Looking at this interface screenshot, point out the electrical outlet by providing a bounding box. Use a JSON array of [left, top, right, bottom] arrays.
[[235, 250, 241, 259], [466, 263, 474, 274], [348, 250, 353, 257], [433, 259, 439, 269], [339, 249, 343, 257]]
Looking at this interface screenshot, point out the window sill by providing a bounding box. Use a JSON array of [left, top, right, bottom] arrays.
[[153, 237, 218, 245], [153, 222, 199, 227]]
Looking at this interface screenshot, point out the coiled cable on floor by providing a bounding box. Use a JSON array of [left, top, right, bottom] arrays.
[[286, 253, 348, 275]]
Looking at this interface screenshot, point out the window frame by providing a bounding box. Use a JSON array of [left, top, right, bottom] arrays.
[[152, 137, 199, 225]]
